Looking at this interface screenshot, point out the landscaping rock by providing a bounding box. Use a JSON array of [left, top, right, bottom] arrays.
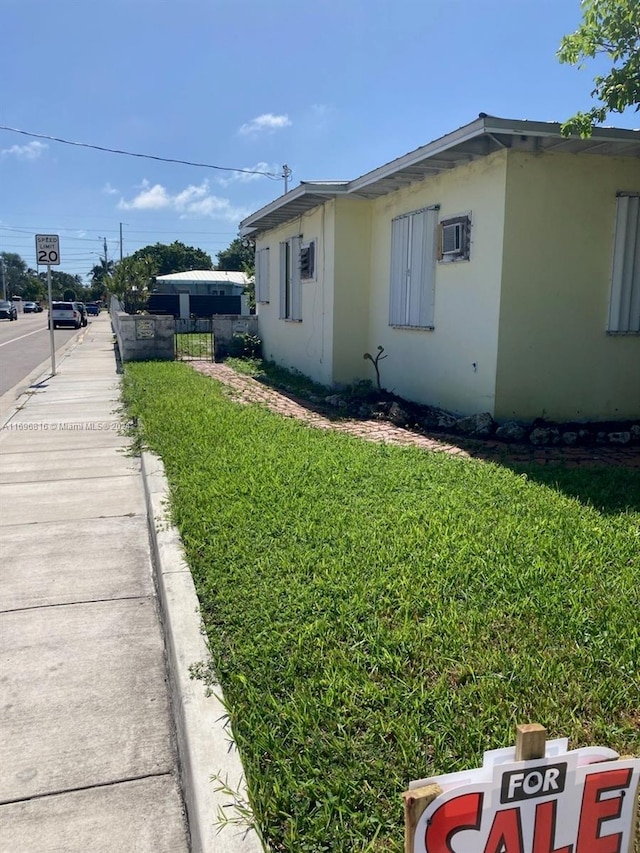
[[357, 404, 376, 418], [325, 394, 347, 408], [529, 427, 560, 446], [561, 432, 578, 446], [420, 406, 455, 430], [495, 421, 527, 442], [388, 402, 411, 425], [455, 412, 495, 436], [608, 431, 631, 445], [437, 413, 457, 429]]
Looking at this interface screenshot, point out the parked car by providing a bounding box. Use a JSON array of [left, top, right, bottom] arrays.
[[74, 302, 89, 327], [86, 302, 101, 316], [0, 300, 18, 321], [23, 301, 42, 313], [49, 301, 83, 329]]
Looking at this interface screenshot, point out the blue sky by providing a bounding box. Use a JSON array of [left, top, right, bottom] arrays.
[[1, 0, 636, 282]]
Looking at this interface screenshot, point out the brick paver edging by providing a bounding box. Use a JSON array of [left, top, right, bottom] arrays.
[[188, 362, 640, 470]]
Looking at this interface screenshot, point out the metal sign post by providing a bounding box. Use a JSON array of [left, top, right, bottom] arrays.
[[36, 234, 61, 377]]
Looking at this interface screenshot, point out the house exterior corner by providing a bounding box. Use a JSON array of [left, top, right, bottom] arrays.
[[496, 150, 640, 423]]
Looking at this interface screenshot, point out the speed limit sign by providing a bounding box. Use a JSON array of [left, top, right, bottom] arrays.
[[36, 234, 61, 266]]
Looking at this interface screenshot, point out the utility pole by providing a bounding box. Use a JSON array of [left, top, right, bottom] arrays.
[[103, 237, 108, 266], [1, 257, 6, 301], [282, 164, 292, 195], [119, 223, 123, 262]]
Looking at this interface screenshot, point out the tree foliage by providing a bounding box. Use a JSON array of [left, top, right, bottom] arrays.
[[111, 255, 157, 313], [215, 237, 255, 275], [558, 0, 640, 136], [1, 252, 34, 297], [128, 241, 213, 276], [89, 257, 115, 285], [1, 251, 87, 302], [43, 271, 85, 301]]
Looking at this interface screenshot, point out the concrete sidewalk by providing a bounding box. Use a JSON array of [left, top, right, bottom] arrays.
[[0, 316, 262, 853]]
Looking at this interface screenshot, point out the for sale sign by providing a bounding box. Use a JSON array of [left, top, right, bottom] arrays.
[[405, 740, 639, 853]]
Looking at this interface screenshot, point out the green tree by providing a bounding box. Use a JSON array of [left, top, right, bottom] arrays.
[[215, 236, 255, 274], [127, 241, 212, 276], [111, 255, 157, 313], [20, 277, 47, 302], [89, 257, 115, 285], [1, 252, 38, 298], [38, 271, 85, 301], [558, 0, 640, 136]]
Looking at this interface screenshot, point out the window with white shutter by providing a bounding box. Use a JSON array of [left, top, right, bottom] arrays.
[[608, 193, 640, 333], [255, 247, 270, 303], [279, 236, 302, 321], [389, 206, 438, 328]]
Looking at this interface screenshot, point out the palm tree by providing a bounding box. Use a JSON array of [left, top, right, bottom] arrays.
[[89, 257, 115, 285]]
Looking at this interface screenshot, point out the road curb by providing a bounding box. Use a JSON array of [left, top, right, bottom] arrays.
[[140, 451, 264, 853]]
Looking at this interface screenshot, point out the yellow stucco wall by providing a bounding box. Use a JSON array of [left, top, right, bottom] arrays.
[[332, 198, 372, 384], [254, 202, 336, 387], [496, 151, 640, 422], [364, 150, 508, 414]]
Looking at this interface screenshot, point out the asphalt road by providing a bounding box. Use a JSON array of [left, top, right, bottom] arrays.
[[0, 312, 83, 396]]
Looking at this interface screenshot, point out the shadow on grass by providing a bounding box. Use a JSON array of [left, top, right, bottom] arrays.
[[205, 361, 640, 515], [504, 463, 640, 515], [258, 389, 640, 514]]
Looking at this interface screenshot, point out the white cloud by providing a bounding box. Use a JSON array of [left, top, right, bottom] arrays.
[[118, 180, 171, 210], [117, 179, 249, 222], [217, 161, 280, 187], [238, 113, 291, 136], [102, 182, 119, 195], [0, 140, 48, 160], [308, 103, 334, 129], [173, 183, 209, 208]]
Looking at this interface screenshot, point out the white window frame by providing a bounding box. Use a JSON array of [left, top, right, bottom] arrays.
[[279, 236, 302, 321], [255, 247, 270, 303], [389, 206, 438, 329], [608, 193, 640, 334]]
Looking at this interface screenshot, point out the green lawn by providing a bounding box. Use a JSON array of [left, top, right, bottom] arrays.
[[175, 332, 213, 360], [123, 361, 640, 853]]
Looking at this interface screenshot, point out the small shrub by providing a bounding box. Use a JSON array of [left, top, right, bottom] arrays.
[[228, 333, 262, 359]]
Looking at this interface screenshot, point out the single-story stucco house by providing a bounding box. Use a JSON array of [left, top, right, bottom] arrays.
[[153, 269, 249, 296], [151, 270, 251, 317], [240, 114, 640, 423]]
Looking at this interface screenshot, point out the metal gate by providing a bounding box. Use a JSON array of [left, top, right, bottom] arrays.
[[174, 317, 214, 361]]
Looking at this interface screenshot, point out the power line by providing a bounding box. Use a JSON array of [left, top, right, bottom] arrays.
[[0, 125, 283, 179], [0, 224, 237, 237]]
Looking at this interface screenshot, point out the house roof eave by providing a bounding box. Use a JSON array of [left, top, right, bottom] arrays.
[[239, 182, 349, 237], [240, 115, 640, 235]]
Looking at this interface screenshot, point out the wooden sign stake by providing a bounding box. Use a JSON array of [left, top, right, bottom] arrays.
[[515, 722, 547, 761], [403, 784, 442, 853]]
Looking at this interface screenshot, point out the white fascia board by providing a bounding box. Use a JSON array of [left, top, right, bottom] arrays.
[[240, 183, 349, 232], [483, 116, 639, 142], [347, 117, 487, 194], [347, 116, 640, 196], [240, 185, 309, 230]]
